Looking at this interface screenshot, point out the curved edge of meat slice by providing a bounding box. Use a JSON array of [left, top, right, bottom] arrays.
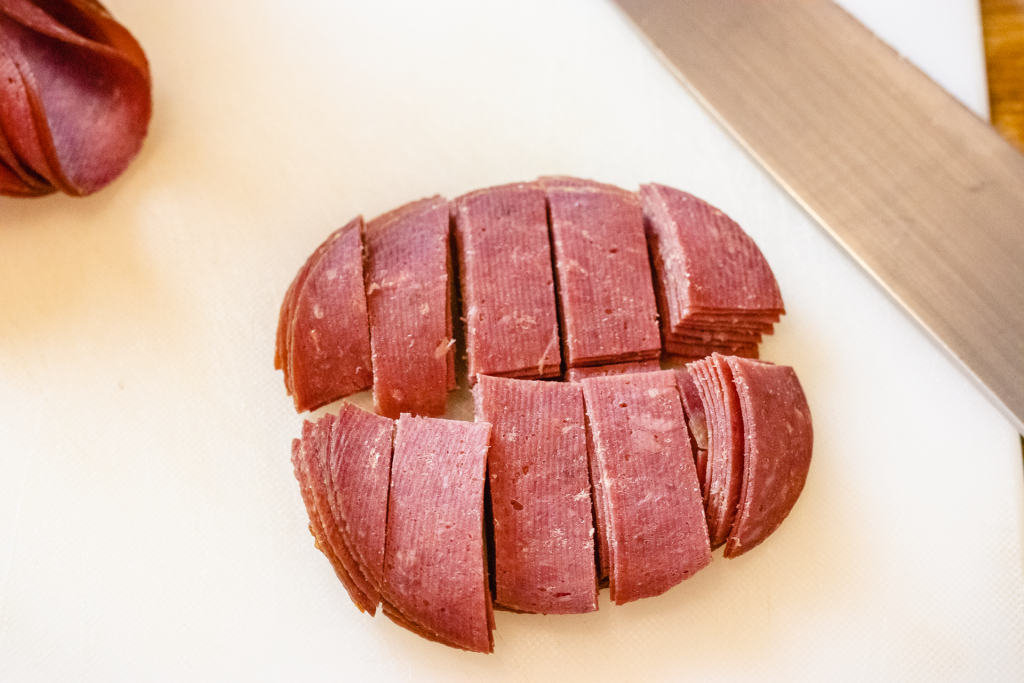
[[291, 418, 377, 615], [688, 354, 744, 550], [723, 357, 812, 559], [473, 375, 598, 615], [325, 402, 394, 595], [288, 217, 373, 413]]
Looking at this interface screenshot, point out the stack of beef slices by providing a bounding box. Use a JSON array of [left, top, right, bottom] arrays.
[[275, 177, 787, 416], [278, 177, 811, 653], [640, 183, 785, 362], [290, 362, 812, 652]]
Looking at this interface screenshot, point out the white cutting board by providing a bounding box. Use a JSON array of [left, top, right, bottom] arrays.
[[1, 1, 1021, 681]]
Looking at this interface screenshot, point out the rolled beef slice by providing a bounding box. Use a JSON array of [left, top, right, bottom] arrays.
[[364, 197, 453, 418], [473, 375, 598, 614], [453, 182, 562, 382], [542, 177, 660, 367], [288, 217, 373, 412], [723, 357, 813, 558], [382, 415, 494, 653], [581, 371, 711, 605]]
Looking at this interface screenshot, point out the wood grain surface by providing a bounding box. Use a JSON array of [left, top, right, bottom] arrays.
[[982, 0, 1024, 150]]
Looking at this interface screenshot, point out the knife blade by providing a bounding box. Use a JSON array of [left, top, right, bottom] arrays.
[[612, 0, 1024, 434]]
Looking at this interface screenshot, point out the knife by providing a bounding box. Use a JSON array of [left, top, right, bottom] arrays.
[[612, 0, 1024, 434]]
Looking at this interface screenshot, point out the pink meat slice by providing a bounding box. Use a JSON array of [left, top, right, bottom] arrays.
[[581, 371, 711, 605], [542, 177, 660, 368], [453, 182, 562, 382], [364, 197, 453, 418], [0, 0, 151, 196], [689, 354, 746, 550], [724, 357, 813, 558], [382, 415, 494, 653], [325, 402, 395, 593], [565, 359, 661, 383], [291, 417, 377, 614], [674, 368, 709, 496], [288, 217, 373, 413], [473, 375, 597, 615]]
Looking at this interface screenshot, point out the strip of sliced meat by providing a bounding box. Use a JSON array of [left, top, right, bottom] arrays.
[[565, 359, 661, 383], [640, 183, 783, 359], [0, 0, 151, 196], [382, 415, 494, 653], [689, 354, 745, 550], [453, 182, 562, 382], [581, 371, 710, 605], [473, 375, 597, 614], [542, 177, 660, 368], [291, 418, 377, 614], [364, 197, 453, 418], [674, 367, 709, 496], [324, 403, 394, 594], [287, 217, 373, 413], [723, 357, 813, 558]]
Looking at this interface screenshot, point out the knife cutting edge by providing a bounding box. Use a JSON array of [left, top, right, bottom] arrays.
[[612, 0, 1024, 434]]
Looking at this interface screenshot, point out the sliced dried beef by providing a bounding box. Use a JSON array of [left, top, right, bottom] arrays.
[[565, 359, 661, 382], [0, 0, 151, 196], [284, 217, 373, 413], [473, 375, 597, 614], [453, 182, 562, 382], [640, 183, 783, 360], [689, 354, 745, 550], [364, 197, 453, 418], [581, 371, 710, 605], [542, 177, 660, 368], [324, 403, 395, 594], [292, 417, 378, 614], [382, 415, 494, 653], [723, 357, 812, 558]]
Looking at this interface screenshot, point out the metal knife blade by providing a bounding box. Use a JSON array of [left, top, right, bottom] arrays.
[[612, 0, 1024, 433]]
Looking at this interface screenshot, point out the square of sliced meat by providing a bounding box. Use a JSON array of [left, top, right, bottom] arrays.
[[285, 217, 374, 413], [581, 371, 710, 605], [364, 197, 454, 418], [542, 177, 661, 368], [640, 183, 784, 359], [688, 354, 746, 550], [453, 182, 562, 382], [565, 359, 661, 382], [723, 357, 813, 558], [473, 375, 597, 614], [382, 415, 494, 653]]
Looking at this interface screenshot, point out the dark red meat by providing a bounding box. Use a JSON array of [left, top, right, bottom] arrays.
[[542, 177, 660, 368], [364, 197, 454, 418], [453, 182, 562, 382], [473, 375, 597, 614], [0, 0, 151, 196], [286, 217, 373, 413], [581, 370, 710, 605], [723, 357, 813, 558], [382, 415, 494, 653]]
